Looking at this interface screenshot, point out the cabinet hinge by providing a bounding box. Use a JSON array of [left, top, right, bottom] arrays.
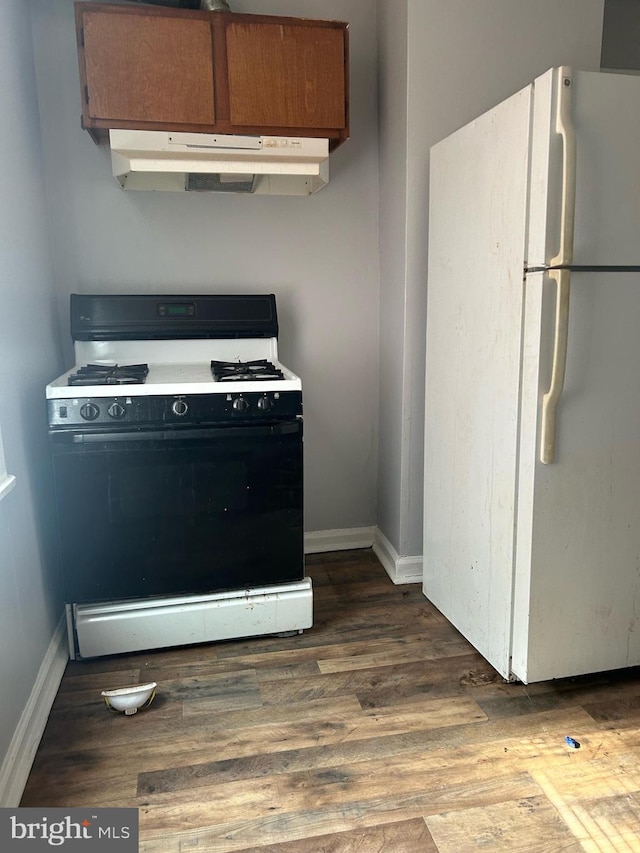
[[79, 27, 84, 48], [84, 85, 90, 104]]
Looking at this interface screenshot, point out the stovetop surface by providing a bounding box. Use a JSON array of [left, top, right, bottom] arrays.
[[47, 359, 301, 399], [65, 358, 288, 388], [46, 334, 301, 400]]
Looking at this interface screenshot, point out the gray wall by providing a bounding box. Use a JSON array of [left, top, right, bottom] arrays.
[[602, 0, 640, 70], [0, 0, 64, 793], [376, 0, 606, 561], [30, 0, 381, 536]]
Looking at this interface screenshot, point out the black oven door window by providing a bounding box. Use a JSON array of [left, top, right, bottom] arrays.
[[50, 422, 303, 603]]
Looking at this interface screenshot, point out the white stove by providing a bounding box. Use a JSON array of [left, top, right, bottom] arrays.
[[47, 294, 311, 659]]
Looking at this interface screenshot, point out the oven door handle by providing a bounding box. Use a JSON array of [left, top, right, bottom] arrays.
[[162, 422, 302, 441], [53, 420, 302, 444]]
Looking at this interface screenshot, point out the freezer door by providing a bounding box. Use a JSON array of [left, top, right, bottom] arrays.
[[423, 82, 533, 680], [528, 68, 640, 267]]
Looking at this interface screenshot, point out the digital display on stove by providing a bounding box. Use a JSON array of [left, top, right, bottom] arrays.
[[157, 302, 196, 317]]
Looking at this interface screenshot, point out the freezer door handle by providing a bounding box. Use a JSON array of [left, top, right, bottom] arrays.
[[540, 68, 576, 464], [549, 67, 576, 268]]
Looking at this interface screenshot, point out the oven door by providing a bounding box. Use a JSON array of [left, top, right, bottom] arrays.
[[50, 419, 303, 603]]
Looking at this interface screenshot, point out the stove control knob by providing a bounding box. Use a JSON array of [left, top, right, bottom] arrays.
[[257, 395, 273, 411], [172, 399, 189, 417], [233, 396, 249, 413], [107, 402, 126, 420], [79, 402, 100, 421]]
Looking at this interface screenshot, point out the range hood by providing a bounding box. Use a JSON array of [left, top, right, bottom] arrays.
[[109, 130, 329, 195]]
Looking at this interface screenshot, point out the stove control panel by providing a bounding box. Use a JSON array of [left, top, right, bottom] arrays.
[[48, 391, 302, 429]]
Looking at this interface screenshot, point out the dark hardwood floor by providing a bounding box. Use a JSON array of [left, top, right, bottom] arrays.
[[21, 550, 640, 851]]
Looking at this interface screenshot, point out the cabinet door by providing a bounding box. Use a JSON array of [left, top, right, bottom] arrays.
[[82, 9, 215, 125], [225, 21, 346, 129]]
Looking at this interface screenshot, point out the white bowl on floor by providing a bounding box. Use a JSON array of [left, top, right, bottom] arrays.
[[101, 682, 157, 715]]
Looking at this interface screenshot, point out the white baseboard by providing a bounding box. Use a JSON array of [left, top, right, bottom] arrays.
[[304, 526, 376, 554], [304, 526, 423, 586], [373, 529, 423, 585], [0, 614, 68, 807]]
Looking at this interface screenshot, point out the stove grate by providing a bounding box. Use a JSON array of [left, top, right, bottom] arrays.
[[210, 359, 284, 382], [67, 363, 149, 386]]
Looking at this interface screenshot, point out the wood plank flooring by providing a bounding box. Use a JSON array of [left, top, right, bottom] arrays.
[[21, 549, 640, 851]]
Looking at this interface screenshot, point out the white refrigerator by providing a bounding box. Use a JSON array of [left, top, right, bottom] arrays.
[[423, 66, 640, 684]]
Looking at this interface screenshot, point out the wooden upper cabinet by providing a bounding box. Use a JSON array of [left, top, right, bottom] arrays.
[[74, 3, 349, 149], [82, 9, 215, 126], [226, 21, 346, 129]]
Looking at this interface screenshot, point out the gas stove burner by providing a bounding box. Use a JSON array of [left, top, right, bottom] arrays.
[[68, 363, 149, 386], [210, 359, 285, 382]]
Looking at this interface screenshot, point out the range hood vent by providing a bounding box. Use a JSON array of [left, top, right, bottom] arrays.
[[186, 173, 257, 193], [109, 130, 330, 195]]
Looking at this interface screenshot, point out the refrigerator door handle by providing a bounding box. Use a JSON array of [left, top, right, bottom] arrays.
[[541, 268, 571, 464], [540, 67, 576, 464]]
